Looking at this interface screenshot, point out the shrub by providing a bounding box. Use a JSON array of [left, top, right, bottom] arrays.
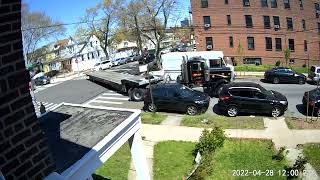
[[272, 146, 286, 161], [194, 127, 225, 155], [302, 64, 306, 68], [285, 156, 308, 179], [190, 152, 214, 180], [275, 60, 281, 67]]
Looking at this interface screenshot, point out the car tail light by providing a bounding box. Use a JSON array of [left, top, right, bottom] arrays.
[[219, 96, 230, 103], [310, 101, 315, 106]]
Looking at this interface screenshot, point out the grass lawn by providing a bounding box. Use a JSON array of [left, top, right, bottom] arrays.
[[181, 115, 265, 129], [209, 139, 287, 180], [141, 112, 167, 124], [300, 144, 320, 174], [285, 117, 320, 129], [153, 141, 195, 180], [93, 143, 131, 180], [153, 140, 287, 180], [235, 65, 308, 73]]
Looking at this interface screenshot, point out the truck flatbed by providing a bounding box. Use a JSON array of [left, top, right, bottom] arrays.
[[86, 70, 163, 101]]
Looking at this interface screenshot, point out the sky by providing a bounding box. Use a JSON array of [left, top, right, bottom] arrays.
[[23, 0, 191, 46]]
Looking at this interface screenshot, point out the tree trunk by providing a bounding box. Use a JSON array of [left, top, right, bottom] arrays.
[[134, 16, 143, 55]]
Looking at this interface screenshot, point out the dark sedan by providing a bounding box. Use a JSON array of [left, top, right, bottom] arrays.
[[302, 88, 320, 116], [34, 76, 50, 86], [144, 83, 210, 115], [264, 67, 306, 84], [218, 82, 288, 117]]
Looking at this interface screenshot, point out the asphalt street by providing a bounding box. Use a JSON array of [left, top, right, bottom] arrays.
[[35, 62, 318, 118]]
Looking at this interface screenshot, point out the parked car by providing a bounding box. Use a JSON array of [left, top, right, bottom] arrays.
[[264, 67, 306, 84], [133, 54, 143, 62], [302, 88, 320, 116], [217, 82, 288, 117], [119, 57, 127, 65], [308, 65, 320, 82], [126, 55, 135, 62], [139, 54, 155, 65], [34, 76, 50, 86], [144, 83, 210, 115], [94, 60, 112, 71], [112, 59, 121, 66]]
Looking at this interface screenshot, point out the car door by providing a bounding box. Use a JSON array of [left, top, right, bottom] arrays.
[[152, 87, 169, 109], [229, 88, 256, 113], [285, 69, 295, 83], [251, 90, 272, 113], [276, 69, 287, 82]]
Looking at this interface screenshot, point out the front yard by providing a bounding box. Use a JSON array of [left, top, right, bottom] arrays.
[[181, 115, 265, 129], [153, 139, 288, 180], [285, 117, 320, 129], [300, 144, 320, 175], [141, 112, 167, 124]]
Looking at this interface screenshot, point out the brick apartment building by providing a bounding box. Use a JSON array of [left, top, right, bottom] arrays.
[[191, 0, 320, 66]]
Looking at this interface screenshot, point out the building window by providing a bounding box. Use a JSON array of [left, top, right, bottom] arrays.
[[299, 0, 303, 9], [286, 17, 293, 31], [265, 37, 272, 50], [243, 0, 250, 6], [271, 0, 277, 8], [304, 40, 308, 52], [315, 3, 320, 18], [244, 58, 262, 65], [203, 16, 211, 26], [273, 16, 280, 30], [263, 16, 270, 29], [227, 15, 231, 25], [91, 52, 94, 59], [205, 37, 213, 51], [318, 22, 320, 33], [229, 36, 234, 48], [275, 38, 282, 51], [87, 53, 90, 60], [97, 50, 100, 57], [81, 55, 84, 61], [302, 19, 306, 31], [245, 15, 253, 28], [284, 0, 290, 9], [261, 0, 268, 7], [90, 42, 93, 47], [247, 37, 255, 50], [289, 59, 295, 64], [225, 0, 229, 4], [201, 0, 208, 8], [288, 39, 295, 51]]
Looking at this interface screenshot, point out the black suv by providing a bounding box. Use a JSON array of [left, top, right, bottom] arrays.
[[144, 83, 210, 115], [302, 88, 320, 116], [264, 67, 306, 84], [218, 82, 288, 117]]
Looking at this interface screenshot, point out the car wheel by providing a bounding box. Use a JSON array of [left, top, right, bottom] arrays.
[[227, 106, 238, 117], [298, 78, 305, 85], [147, 103, 157, 112], [186, 105, 198, 116], [130, 88, 144, 101], [271, 106, 282, 117], [273, 77, 279, 84]]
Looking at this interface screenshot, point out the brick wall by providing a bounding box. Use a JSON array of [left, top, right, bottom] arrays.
[[191, 0, 320, 66], [0, 0, 55, 179]]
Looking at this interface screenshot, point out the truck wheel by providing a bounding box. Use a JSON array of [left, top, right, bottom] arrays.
[[214, 84, 224, 97], [130, 88, 144, 101]]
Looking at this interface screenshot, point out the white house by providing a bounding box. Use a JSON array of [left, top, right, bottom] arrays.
[[70, 35, 108, 72]]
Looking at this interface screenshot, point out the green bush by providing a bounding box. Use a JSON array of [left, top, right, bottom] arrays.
[[190, 152, 214, 180], [275, 60, 281, 67], [194, 128, 225, 155], [285, 156, 308, 179]]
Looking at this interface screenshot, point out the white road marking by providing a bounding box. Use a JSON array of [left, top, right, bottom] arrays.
[[95, 96, 129, 101], [102, 93, 123, 96], [88, 100, 123, 105]]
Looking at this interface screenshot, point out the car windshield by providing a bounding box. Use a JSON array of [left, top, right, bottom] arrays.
[[94, 63, 100, 66], [179, 86, 194, 97]]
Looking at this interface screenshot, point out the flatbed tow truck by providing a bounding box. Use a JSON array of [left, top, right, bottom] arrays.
[[86, 70, 163, 101]]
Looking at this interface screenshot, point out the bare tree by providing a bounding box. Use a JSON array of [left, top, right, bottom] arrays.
[[21, 4, 65, 64], [80, 0, 125, 58], [140, 0, 176, 66]]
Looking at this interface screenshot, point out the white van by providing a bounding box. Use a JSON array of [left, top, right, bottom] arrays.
[[308, 65, 320, 82], [156, 51, 234, 82]]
